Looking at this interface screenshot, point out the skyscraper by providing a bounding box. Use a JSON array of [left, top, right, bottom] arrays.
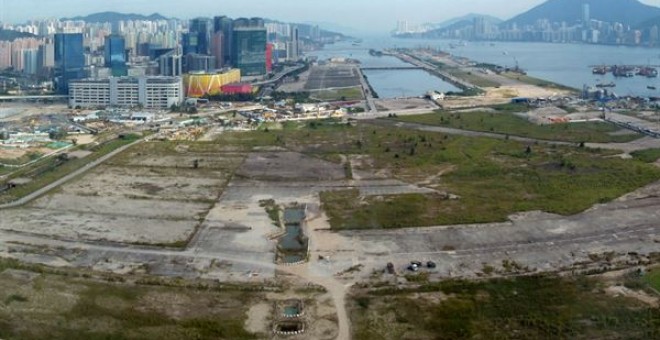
[[582, 4, 590, 25], [182, 32, 199, 55], [231, 18, 267, 76], [105, 34, 127, 77], [211, 31, 224, 68], [213, 16, 234, 66], [54, 33, 85, 94], [287, 26, 300, 61], [189, 18, 211, 55]]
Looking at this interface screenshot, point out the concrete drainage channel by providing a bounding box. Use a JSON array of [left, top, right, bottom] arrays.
[[273, 299, 307, 336], [277, 206, 309, 265]]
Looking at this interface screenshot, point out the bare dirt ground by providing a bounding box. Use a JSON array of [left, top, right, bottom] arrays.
[[0, 145, 242, 245], [373, 98, 438, 112], [276, 70, 311, 93], [1, 130, 660, 339], [443, 85, 571, 109], [237, 152, 346, 181], [62, 165, 223, 202], [0, 103, 69, 123]]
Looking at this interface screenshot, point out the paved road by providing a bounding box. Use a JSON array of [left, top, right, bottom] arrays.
[[357, 68, 378, 113], [0, 138, 143, 210]]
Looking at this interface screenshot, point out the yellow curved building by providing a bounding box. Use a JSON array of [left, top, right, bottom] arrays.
[[184, 69, 241, 98]]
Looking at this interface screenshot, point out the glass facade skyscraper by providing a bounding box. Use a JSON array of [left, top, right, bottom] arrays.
[[231, 18, 267, 76], [104, 35, 127, 77], [189, 18, 211, 55], [54, 33, 85, 94], [213, 16, 234, 66]]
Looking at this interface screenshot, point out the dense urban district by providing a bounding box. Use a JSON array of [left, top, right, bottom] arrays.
[[0, 6, 659, 340]]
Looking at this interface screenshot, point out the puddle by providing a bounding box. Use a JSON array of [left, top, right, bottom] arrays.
[[284, 306, 300, 317]]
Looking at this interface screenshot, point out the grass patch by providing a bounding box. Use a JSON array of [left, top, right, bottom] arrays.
[[351, 275, 660, 340], [312, 87, 364, 101], [644, 268, 660, 292], [0, 267, 260, 340], [0, 136, 140, 204], [321, 132, 659, 229], [0, 151, 44, 166], [392, 110, 641, 143], [632, 148, 660, 163], [259, 199, 281, 226], [213, 119, 660, 229]]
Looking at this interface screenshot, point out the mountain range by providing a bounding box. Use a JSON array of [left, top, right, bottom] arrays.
[[63, 12, 169, 24], [434, 13, 503, 30], [506, 0, 660, 27], [0, 29, 36, 42]]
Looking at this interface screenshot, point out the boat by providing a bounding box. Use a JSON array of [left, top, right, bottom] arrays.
[[592, 66, 608, 75], [648, 86, 657, 90], [596, 82, 616, 88], [612, 65, 635, 77], [638, 67, 658, 78]]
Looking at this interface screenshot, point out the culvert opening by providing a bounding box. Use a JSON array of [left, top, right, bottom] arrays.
[[276, 321, 304, 333]]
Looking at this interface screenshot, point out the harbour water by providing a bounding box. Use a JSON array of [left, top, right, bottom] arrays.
[[312, 36, 660, 98], [309, 41, 461, 99]]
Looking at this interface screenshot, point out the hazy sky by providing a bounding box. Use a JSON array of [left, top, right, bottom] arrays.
[[2, 0, 660, 33]]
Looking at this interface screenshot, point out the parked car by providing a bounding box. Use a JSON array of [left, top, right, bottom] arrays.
[[427, 261, 437, 269]]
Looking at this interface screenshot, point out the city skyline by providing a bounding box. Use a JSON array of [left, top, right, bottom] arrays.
[[2, 0, 659, 34]]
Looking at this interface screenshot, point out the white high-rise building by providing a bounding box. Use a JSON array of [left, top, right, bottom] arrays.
[[396, 20, 409, 34], [582, 4, 590, 25]]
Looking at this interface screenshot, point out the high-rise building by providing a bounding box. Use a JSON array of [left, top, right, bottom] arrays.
[[189, 18, 211, 55], [184, 54, 216, 73], [104, 34, 127, 77], [40, 38, 55, 69], [22, 49, 39, 75], [396, 20, 409, 34], [213, 16, 233, 66], [582, 4, 590, 25], [159, 52, 183, 76], [650, 25, 659, 46], [211, 31, 224, 68], [231, 18, 267, 76], [54, 33, 85, 93], [286, 26, 300, 61], [182, 32, 199, 55]]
